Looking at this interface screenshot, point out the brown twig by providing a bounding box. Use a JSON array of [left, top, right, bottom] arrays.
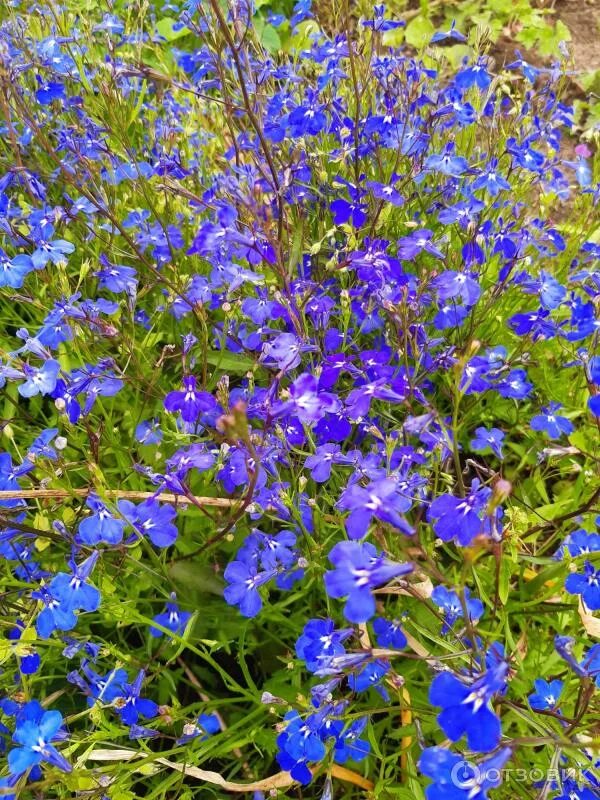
[[0, 489, 238, 508]]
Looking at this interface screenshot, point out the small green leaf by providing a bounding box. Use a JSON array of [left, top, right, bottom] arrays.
[[155, 17, 191, 42], [404, 15, 435, 48]]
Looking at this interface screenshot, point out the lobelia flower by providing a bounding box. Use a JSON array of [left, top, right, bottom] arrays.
[[565, 562, 600, 610], [530, 403, 574, 439], [397, 229, 444, 261], [429, 661, 508, 752], [337, 477, 413, 539], [431, 586, 484, 634], [528, 679, 563, 711], [286, 373, 341, 425], [164, 375, 218, 423], [223, 560, 277, 618], [419, 745, 512, 800], [556, 528, 600, 558], [372, 617, 407, 649], [470, 426, 505, 459], [332, 717, 370, 764], [276, 709, 327, 784], [551, 780, 599, 800], [114, 671, 159, 727], [18, 359, 61, 398], [177, 712, 221, 744], [150, 593, 191, 637], [324, 541, 413, 623], [44, 551, 101, 617], [428, 479, 492, 546], [77, 494, 125, 546], [433, 270, 481, 306], [296, 619, 353, 673], [430, 20, 467, 44], [8, 700, 71, 776], [424, 144, 469, 177], [118, 498, 178, 547]]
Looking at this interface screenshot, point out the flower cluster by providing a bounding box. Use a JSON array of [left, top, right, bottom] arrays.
[[0, 0, 597, 797]]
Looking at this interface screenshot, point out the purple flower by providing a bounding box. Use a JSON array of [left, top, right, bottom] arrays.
[[433, 270, 481, 306], [324, 541, 413, 622], [288, 373, 340, 424], [164, 376, 217, 423], [397, 229, 444, 260], [337, 478, 413, 539], [429, 480, 492, 546]]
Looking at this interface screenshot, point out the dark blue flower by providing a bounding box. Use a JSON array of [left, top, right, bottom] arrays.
[[150, 593, 191, 637], [431, 586, 484, 634], [528, 678, 563, 711], [565, 561, 600, 610], [429, 662, 508, 752]]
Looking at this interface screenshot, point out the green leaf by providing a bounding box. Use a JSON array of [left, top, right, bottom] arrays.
[[254, 17, 281, 52], [155, 17, 191, 42], [206, 350, 256, 373], [404, 15, 435, 48], [498, 556, 511, 605]]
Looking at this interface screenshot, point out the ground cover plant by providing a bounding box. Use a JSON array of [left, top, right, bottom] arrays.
[[0, 0, 599, 798]]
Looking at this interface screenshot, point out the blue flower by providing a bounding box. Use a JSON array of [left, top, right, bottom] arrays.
[[337, 478, 413, 539], [223, 560, 276, 618], [118, 499, 178, 547], [431, 586, 484, 634], [296, 619, 352, 673], [429, 662, 508, 752], [397, 229, 444, 260], [333, 717, 370, 764], [324, 541, 413, 623], [164, 376, 218, 423], [77, 495, 125, 546], [419, 746, 511, 800], [372, 617, 407, 649], [150, 593, 191, 637], [528, 679, 563, 711], [114, 671, 159, 727], [8, 701, 71, 776], [424, 145, 469, 177], [18, 360, 60, 398], [565, 562, 600, 610], [433, 270, 481, 306], [470, 427, 504, 459], [276, 709, 326, 784], [429, 480, 492, 546], [530, 404, 574, 439], [45, 552, 101, 615]]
